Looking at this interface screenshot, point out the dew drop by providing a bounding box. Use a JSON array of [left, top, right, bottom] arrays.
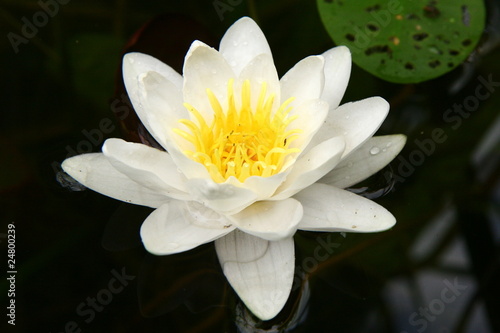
[[232, 41, 239, 46], [345, 115, 350, 120], [370, 147, 380, 155], [386, 142, 392, 147]]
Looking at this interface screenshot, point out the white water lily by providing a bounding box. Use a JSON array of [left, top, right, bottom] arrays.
[[62, 17, 406, 320]]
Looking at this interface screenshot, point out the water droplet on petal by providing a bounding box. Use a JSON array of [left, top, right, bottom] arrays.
[[242, 41, 248, 46], [345, 115, 350, 120], [370, 147, 380, 155], [386, 142, 392, 147]]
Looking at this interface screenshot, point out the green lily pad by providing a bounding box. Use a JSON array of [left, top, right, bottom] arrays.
[[317, 0, 486, 83]]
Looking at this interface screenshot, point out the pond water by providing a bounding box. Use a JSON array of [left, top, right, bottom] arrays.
[[2, 1, 500, 332]]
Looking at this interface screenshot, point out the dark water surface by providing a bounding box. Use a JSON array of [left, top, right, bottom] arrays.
[[2, 1, 500, 332]]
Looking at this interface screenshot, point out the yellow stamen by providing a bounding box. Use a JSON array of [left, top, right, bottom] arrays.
[[174, 79, 302, 183]]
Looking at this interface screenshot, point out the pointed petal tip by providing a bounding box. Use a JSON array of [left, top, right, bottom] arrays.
[[296, 183, 398, 233], [60, 156, 72, 171], [249, 301, 286, 321], [331, 45, 351, 59], [397, 133, 408, 145], [360, 208, 397, 233], [122, 52, 139, 63], [321, 134, 408, 189], [234, 16, 255, 24], [122, 52, 156, 73], [185, 40, 213, 61], [372, 95, 390, 110], [61, 154, 89, 176]]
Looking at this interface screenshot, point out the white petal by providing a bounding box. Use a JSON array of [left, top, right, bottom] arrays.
[[286, 98, 330, 151], [126, 69, 187, 153], [102, 138, 190, 199], [135, 70, 187, 146], [187, 178, 258, 214], [215, 230, 295, 320], [237, 53, 280, 112], [140, 201, 235, 255], [183, 41, 234, 124], [237, 171, 289, 200], [309, 97, 390, 158], [135, 70, 211, 180], [321, 135, 407, 188], [62, 153, 169, 207], [280, 55, 325, 107], [321, 46, 351, 109], [219, 17, 272, 76], [230, 198, 303, 241], [123, 52, 183, 89], [122, 53, 184, 147], [272, 136, 345, 200], [295, 183, 396, 232]]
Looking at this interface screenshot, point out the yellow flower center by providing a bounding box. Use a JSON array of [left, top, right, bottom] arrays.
[[174, 79, 301, 183], [174, 79, 302, 183]]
